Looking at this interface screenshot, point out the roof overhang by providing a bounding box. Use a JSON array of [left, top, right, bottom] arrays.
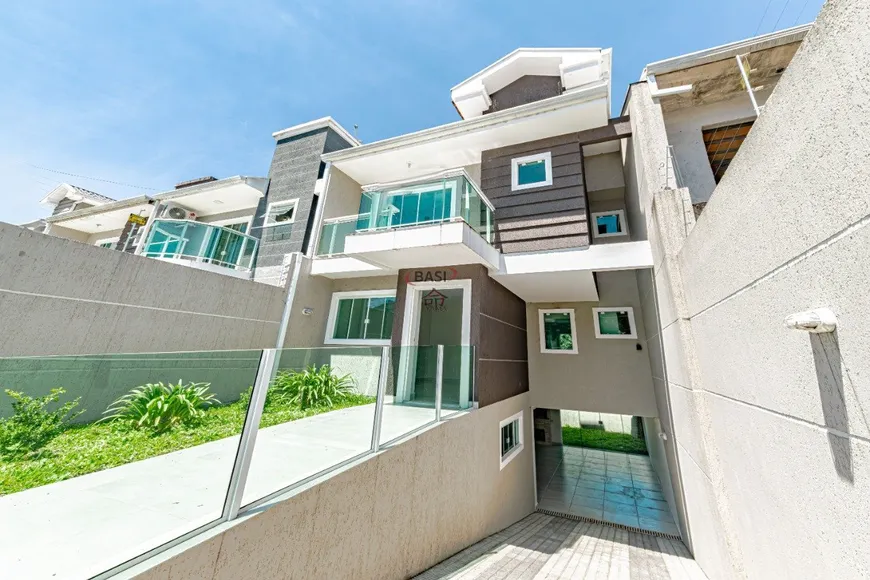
[[323, 82, 609, 185], [39, 183, 113, 208], [641, 24, 811, 112], [272, 116, 360, 147], [450, 48, 612, 119], [45, 196, 155, 234], [46, 176, 268, 235]]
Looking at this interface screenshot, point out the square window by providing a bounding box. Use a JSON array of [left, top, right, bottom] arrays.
[[511, 152, 553, 191], [593, 307, 637, 339], [591, 210, 627, 238], [539, 309, 578, 354], [326, 291, 396, 345], [499, 411, 524, 470], [264, 200, 298, 227]]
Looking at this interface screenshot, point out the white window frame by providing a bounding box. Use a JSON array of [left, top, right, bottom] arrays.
[[263, 199, 299, 228], [325, 290, 396, 346], [511, 152, 553, 191], [591, 209, 628, 239], [499, 410, 524, 470], [539, 308, 578, 354], [593, 306, 638, 339], [209, 215, 255, 232], [94, 236, 120, 248]]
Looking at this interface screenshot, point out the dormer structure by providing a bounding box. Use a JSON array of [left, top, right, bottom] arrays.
[[450, 48, 612, 119]]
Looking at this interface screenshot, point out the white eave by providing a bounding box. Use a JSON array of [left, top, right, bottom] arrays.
[[641, 23, 812, 79], [272, 116, 360, 147], [450, 47, 612, 120], [321, 81, 609, 184]]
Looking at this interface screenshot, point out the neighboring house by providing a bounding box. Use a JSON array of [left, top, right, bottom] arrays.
[[640, 24, 811, 211]]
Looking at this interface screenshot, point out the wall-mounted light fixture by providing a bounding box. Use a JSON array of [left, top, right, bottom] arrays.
[[784, 308, 837, 333], [302, 307, 313, 316]]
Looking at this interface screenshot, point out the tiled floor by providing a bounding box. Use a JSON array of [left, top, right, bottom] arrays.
[[414, 513, 706, 579], [535, 445, 680, 536]]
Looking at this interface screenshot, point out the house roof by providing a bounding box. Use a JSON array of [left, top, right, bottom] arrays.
[[272, 116, 360, 147], [450, 48, 612, 119], [39, 183, 116, 207]]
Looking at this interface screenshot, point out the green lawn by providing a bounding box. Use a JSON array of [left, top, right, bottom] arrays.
[[562, 425, 648, 455], [0, 393, 374, 496]]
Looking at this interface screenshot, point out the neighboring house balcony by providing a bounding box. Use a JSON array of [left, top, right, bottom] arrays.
[[312, 170, 499, 278], [141, 219, 259, 279]]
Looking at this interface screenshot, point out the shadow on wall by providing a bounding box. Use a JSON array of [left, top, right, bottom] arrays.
[[810, 332, 869, 484]]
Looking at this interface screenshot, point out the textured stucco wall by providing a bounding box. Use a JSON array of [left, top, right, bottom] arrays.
[[0, 223, 285, 359], [526, 270, 657, 417], [127, 392, 536, 580], [638, 2, 870, 578], [663, 89, 771, 204], [584, 152, 625, 192]]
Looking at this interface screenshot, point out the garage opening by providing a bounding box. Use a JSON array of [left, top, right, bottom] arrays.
[[534, 408, 679, 536]]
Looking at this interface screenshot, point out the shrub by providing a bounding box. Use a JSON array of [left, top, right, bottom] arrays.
[[102, 381, 220, 434], [0, 388, 83, 459], [271, 365, 355, 410]]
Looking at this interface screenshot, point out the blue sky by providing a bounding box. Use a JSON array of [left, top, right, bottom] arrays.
[[1, 0, 823, 224]]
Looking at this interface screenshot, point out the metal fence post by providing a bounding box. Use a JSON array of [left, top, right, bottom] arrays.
[[222, 348, 277, 521], [435, 344, 444, 421], [370, 346, 390, 453]]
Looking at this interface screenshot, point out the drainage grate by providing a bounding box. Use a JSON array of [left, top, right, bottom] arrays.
[[535, 508, 682, 540]]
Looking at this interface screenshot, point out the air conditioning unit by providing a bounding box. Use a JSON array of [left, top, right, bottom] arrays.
[[161, 202, 196, 221]]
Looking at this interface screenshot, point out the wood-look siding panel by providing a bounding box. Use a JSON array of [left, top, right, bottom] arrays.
[[482, 133, 590, 254]]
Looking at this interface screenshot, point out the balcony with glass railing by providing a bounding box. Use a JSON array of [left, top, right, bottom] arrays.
[[316, 171, 495, 258], [141, 219, 258, 278]]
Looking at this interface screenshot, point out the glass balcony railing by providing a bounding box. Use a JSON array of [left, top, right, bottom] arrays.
[[142, 219, 258, 272], [316, 171, 495, 257]]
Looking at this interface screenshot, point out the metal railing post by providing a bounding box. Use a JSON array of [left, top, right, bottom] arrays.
[[222, 348, 277, 520], [435, 344, 444, 422], [370, 346, 391, 453]]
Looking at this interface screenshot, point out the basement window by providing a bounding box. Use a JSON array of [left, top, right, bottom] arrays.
[[511, 152, 553, 191], [326, 290, 396, 345], [539, 309, 578, 354], [500, 411, 524, 470], [593, 307, 637, 339], [702, 121, 754, 183], [591, 210, 627, 238]]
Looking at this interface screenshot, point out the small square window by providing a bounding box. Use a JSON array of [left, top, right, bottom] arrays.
[[591, 210, 627, 238], [511, 152, 553, 191], [593, 307, 637, 339], [265, 200, 298, 227], [499, 411, 524, 470], [539, 309, 578, 354]]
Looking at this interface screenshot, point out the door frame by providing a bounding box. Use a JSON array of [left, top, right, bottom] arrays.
[[397, 278, 472, 407]]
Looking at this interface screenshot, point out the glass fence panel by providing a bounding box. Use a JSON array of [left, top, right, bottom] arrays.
[[0, 350, 262, 580], [440, 345, 475, 418], [317, 217, 359, 256], [378, 346, 438, 447], [240, 346, 383, 509]]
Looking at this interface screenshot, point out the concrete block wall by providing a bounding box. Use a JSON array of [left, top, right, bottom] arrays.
[[127, 392, 536, 580], [634, 1, 870, 578]]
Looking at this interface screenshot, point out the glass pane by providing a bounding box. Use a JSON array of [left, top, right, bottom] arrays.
[[0, 350, 262, 579], [241, 347, 382, 508], [364, 297, 395, 341], [543, 312, 574, 351], [380, 346, 437, 447], [347, 298, 366, 339], [317, 219, 357, 256], [517, 159, 547, 185], [598, 310, 632, 336], [332, 299, 353, 339], [596, 214, 621, 235]]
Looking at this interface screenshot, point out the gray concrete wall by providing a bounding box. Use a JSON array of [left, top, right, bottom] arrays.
[[484, 75, 562, 114], [584, 152, 625, 192], [636, 2, 870, 577], [128, 392, 536, 580], [526, 270, 657, 417], [663, 90, 771, 204]]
